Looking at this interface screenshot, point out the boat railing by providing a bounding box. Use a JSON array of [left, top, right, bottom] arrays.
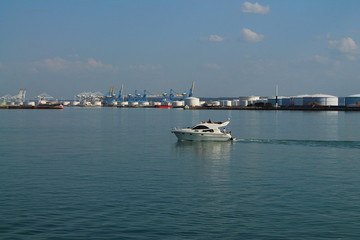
[[172, 127, 190, 131], [221, 129, 231, 134]]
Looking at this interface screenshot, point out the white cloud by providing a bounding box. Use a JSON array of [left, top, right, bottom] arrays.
[[241, 28, 264, 43], [128, 64, 163, 71], [203, 35, 225, 42], [312, 55, 331, 64], [328, 37, 359, 61], [242, 2, 269, 14], [203, 63, 221, 70], [32, 57, 115, 72], [312, 55, 340, 65], [43, 57, 68, 70], [87, 58, 109, 68], [346, 55, 357, 61], [329, 37, 358, 54]]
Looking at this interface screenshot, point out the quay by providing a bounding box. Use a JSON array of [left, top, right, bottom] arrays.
[[184, 105, 360, 111], [0, 105, 64, 109], [3, 85, 360, 111], [2, 104, 360, 111]]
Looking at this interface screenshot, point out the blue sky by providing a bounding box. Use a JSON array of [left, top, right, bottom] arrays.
[[1, 0, 360, 98]]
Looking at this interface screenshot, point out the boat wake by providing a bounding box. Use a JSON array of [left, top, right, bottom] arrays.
[[235, 139, 360, 149]]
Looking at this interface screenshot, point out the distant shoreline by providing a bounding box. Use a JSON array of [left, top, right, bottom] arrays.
[[2, 104, 360, 111], [183, 105, 360, 111], [0, 105, 63, 109]]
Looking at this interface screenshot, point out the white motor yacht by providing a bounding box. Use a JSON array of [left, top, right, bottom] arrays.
[[172, 119, 234, 141]]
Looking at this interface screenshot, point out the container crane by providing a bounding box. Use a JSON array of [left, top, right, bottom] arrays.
[[12, 89, 27, 103], [188, 81, 195, 97], [102, 87, 117, 105], [114, 82, 195, 103], [118, 84, 124, 102]]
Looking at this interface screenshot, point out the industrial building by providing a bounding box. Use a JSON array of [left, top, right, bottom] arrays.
[[267, 97, 291, 106], [344, 94, 360, 107], [301, 94, 338, 106]]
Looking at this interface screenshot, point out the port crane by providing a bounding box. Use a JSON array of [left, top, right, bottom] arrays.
[[118, 84, 124, 102], [1, 89, 27, 103], [75, 91, 103, 102], [14, 89, 27, 102], [35, 93, 54, 103], [188, 81, 195, 97], [105, 81, 195, 102], [125, 81, 195, 101]]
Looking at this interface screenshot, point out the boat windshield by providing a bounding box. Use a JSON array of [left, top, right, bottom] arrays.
[[192, 125, 209, 130]]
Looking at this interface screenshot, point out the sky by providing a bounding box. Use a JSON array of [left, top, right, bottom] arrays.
[[1, 0, 360, 99]]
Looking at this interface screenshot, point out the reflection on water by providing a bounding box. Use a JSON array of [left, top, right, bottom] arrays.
[[174, 141, 233, 185], [3, 108, 360, 239], [174, 141, 233, 161], [235, 139, 360, 149]]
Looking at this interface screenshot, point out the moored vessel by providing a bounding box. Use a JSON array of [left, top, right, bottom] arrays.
[[36, 102, 64, 109]]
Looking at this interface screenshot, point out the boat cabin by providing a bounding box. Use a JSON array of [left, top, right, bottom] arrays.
[[192, 125, 215, 132]]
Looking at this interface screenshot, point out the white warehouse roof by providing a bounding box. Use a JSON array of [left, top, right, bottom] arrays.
[[291, 94, 311, 98], [306, 94, 337, 98], [292, 94, 337, 98]]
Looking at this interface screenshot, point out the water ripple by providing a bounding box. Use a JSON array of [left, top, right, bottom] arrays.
[[236, 139, 360, 149]]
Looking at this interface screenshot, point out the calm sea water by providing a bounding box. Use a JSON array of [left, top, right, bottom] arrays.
[[1, 108, 360, 239]]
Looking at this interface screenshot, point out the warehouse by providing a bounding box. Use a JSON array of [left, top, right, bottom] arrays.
[[344, 94, 360, 107]]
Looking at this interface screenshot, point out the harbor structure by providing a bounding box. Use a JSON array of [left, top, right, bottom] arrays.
[[102, 87, 118, 106], [290, 94, 311, 106], [302, 94, 338, 106], [184, 97, 200, 107], [117, 82, 195, 108], [268, 97, 291, 106], [74, 91, 103, 107], [344, 94, 360, 107], [5, 84, 360, 111], [1, 89, 27, 105]]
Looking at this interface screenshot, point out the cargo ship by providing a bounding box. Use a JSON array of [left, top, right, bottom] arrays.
[[36, 103, 64, 109], [155, 105, 172, 109]]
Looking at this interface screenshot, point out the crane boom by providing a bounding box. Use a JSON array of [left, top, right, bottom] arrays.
[[189, 81, 195, 97]]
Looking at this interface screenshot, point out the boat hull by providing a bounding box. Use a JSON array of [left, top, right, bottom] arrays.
[[155, 105, 171, 108], [36, 104, 64, 109], [172, 130, 232, 141]]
